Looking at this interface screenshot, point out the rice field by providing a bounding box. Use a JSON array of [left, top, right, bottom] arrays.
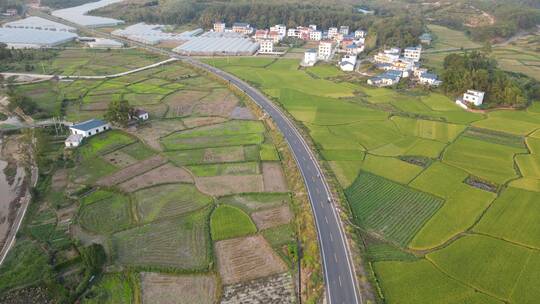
[[210, 205, 257, 241], [345, 172, 443, 247]]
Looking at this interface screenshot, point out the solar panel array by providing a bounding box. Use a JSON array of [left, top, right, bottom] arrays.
[[52, 0, 124, 28], [173, 31, 260, 56]]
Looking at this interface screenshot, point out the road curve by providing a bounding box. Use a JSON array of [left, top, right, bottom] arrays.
[[187, 59, 362, 304], [28, 11, 362, 303]]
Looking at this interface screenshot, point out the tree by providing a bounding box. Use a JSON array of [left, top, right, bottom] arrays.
[[104, 99, 132, 127]]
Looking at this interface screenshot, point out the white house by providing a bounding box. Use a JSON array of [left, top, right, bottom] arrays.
[[346, 43, 364, 55], [318, 40, 333, 60], [339, 55, 357, 72], [259, 38, 274, 54], [65, 134, 83, 148], [133, 109, 149, 121], [461, 90, 485, 106], [232, 23, 253, 35], [403, 46, 422, 62], [309, 30, 322, 41], [367, 70, 402, 87], [270, 24, 287, 39], [418, 72, 441, 86], [354, 29, 366, 38], [287, 28, 300, 38], [374, 48, 401, 64], [69, 119, 110, 138], [328, 27, 338, 39], [302, 49, 318, 66], [214, 22, 226, 32], [339, 26, 349, 35]]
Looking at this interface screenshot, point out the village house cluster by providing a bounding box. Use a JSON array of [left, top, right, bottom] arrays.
[[368, 44, 441, 87]]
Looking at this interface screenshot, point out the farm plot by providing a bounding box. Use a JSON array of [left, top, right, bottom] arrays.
[[78, 191, 133, 235], [471, 110, 540, 136], [81, 273, 136, 304], [474, 187, 540, 249], [215, 235, 288, 285], [374, 259, 497, 304], [218, 193, 291, 213], [187, 162, 259, 177], [262, 162, 288, 192], [96, 155, 167, 186], [162, 90, 209, 118], [118, 163, 193, 192], [210, 205, 257, 241], [251, 205, 293, 230], [165, 146, 246, 166], [221, 273, 295, 304], [345, 172, 444, 247], [134, 184, 212, 223], [102, 150, 138, 168], [111, 209, 211, 270], [391, 116, 465, 143], [515, 137, 540, 180], [443, 136, 526, 185], [409, 162, 496, 250], [195, 175, 265, 196], [140, 273, 216, 304], [427, 235, 535, 302]]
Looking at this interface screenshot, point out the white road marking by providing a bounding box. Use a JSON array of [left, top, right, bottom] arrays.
[[334, 253, 339, 263], [325, 216, 328, 224], [330, 233, 334, 242], [338, 275, 342, 287]]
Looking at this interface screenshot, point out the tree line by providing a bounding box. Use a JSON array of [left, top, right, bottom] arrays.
[[441, 51, 538, 107]]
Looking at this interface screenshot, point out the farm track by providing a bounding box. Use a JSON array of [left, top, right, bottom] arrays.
[[26, 10, 364, 303]]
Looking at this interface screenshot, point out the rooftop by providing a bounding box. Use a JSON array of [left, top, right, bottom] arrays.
[[52, 0, 125, 27], [70, 119, 108, 132], [0, 27, 78, 45], [3, 16, 75, 31], [173, 31, 259, 55], [420, 72, 438, 80], [112, 23, 202, 44]]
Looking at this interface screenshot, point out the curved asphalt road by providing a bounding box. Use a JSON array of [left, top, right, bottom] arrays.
[[28, 11, 362, 303], [187, 59, 362, 304]]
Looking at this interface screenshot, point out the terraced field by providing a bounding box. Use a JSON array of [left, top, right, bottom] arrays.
[[206, 57, 540, 304], [1, 58, 298, 303]]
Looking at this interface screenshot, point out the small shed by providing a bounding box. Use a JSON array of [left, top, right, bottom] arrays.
[[65, 134, 83, 148], [133, 109, 149, 121]]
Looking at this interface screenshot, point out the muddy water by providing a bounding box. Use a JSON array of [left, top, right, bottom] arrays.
[[0, 159, 25, 248]]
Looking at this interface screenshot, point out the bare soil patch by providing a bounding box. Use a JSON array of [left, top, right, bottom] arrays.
[[262, 162, 288, 192], [163, 90, 208, 118], [80, 102, 109, 111], [215, 235, 287, 285], [193, 89, 238, 117], [102, 150, 138, 168], [251, 205, 293, 230], [203, 146, 245, 163], [96, 155, 166, 186], [195, 175, 264, 196], [141, 272, 216, 304], [221, 273, 295, 304], [129, 120, 186, 151], [51, 169, 68, 191], [182, 117, 228, 129], [230, 106, 256, 120], [119, 163, 193, 192]]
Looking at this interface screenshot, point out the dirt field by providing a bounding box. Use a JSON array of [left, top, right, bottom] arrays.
[[215, 235, 287, 285], [119, 163, 193, 192], [96, 155, 166, 186], [230, 106, 256, 120], [163, 90, 208, 117], [203, 146, 245, 163], [221, 273, 295, 304], [195, 175, 264, 196], [193, 89, 238, 117], [140, 272, 217, 304], [131, 120, 186, 151], [251, 205, 293, 230], [51, 169, 68, 192], [262, 162, 288, 192], [182, 117, 228, 129], [102, 150, 138, 168]]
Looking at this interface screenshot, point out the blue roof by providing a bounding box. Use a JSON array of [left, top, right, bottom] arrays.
[[421, 72, 438, 80], [420, 33, 432, 40], [71, 119, 108, 131]]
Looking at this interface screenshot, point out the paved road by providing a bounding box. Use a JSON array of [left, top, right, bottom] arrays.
[[29, 11, 362, 303], [188, 60, 362, 304]]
